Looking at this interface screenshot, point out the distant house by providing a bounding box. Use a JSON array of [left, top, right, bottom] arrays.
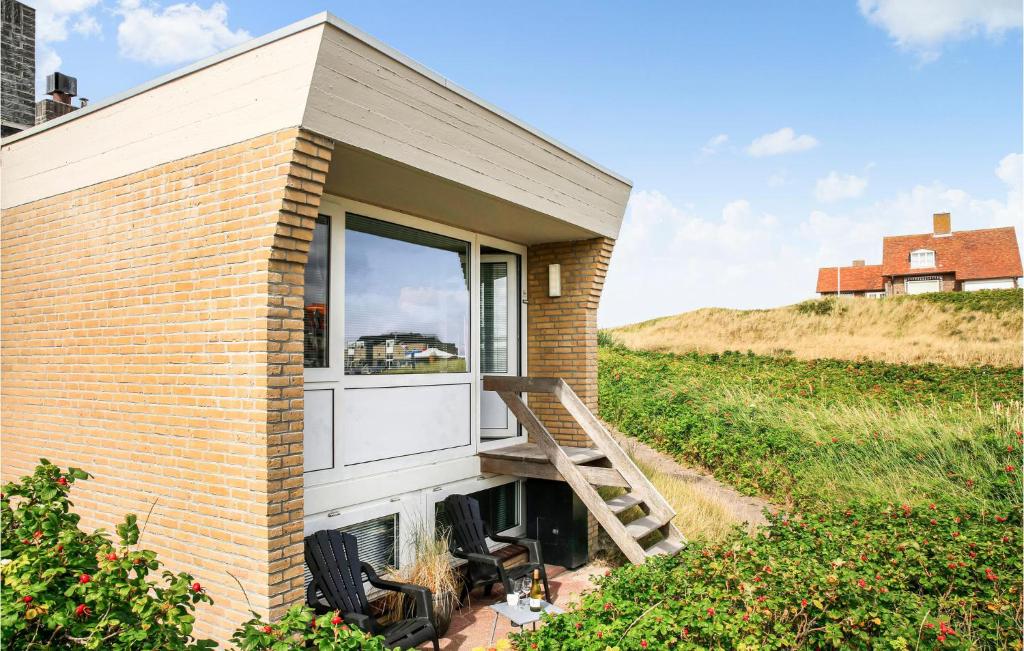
[[817, 213, 1022, 297]]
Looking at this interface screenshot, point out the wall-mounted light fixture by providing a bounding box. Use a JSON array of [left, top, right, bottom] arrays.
[[548, 263, 561, 297]]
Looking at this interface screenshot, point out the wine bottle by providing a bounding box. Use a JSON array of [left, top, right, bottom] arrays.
[[529, 568, 543, 612]]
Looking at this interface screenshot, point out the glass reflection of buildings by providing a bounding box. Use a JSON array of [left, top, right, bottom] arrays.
[[345, 332, 462, 374]]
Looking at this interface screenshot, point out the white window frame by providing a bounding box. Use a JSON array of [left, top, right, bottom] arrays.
[[303, 195, 528, 491], [909, 249, 935, 269]]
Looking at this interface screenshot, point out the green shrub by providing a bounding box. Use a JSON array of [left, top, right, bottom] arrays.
[[232, 605, 388, 650], [909, 288, 1023, 315], [515, 505, 1023, 649], [0, 460, 216, 650], [794, 297, 847, 316]]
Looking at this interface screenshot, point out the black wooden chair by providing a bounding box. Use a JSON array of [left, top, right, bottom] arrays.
[[304, 530, 439, 650], [443, 493, 551, 603]]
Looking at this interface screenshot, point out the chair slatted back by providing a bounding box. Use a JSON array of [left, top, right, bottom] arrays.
[[305, 530, 371, 616], [444, 494, 490, 557]]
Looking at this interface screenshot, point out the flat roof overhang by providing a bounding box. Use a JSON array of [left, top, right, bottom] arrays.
[[1, 13, 631, 242]]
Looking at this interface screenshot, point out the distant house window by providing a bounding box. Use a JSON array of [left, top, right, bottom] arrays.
[[909, 249, 935, 269]]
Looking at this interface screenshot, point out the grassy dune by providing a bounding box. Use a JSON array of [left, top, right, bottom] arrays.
[[599, 345, 1021, 512], [609, 289, 1022, 367]]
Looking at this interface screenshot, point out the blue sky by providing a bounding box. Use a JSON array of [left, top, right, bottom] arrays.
[[25, 1, 1023, 326]]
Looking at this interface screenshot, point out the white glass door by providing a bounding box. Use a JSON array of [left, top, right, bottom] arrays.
[[480, 254, 519, 440]]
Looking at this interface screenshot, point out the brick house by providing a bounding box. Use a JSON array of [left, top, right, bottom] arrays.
[[0, 12, 648, 641], [817, 213, 1022, 297]]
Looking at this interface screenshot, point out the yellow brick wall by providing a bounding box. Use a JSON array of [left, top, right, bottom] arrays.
[[0, 127, 333, 641], [526, 237, 615, 556]]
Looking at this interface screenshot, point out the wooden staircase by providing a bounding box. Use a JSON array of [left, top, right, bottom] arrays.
[[480, 376, 685, 564]]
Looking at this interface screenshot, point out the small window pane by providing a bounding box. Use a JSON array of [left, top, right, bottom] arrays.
[[435, 482, 520, 538], [304, 216, 330, 368], [481, 262, 509, 374], [345, 214, 470, 375]]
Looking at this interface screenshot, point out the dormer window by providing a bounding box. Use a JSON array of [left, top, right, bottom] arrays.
[[910, 249, 935, 269]]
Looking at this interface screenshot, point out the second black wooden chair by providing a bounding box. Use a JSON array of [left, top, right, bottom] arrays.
[[443, 493, 551, 603], [304, 529, 439, 650]]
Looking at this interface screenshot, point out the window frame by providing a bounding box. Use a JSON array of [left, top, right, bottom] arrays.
[[909, 249, 935, 269], [303, 195, 528, 492]]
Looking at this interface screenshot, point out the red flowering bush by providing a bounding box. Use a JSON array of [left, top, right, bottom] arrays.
[[0, 460, 215, 649], [515, 505, 1022, 649], [231, 604, 388, 650]]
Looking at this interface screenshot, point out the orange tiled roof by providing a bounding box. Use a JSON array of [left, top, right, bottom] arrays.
[[816, 264, 885, 293], [881, 227, 1022, 280]]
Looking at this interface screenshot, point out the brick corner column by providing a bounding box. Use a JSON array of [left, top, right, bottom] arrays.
[[265, 128, 334, 621]]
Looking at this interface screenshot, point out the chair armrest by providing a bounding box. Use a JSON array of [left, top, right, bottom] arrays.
[[361, 562, 436, 623], [450, 549, 503, 568], [489, 531, 544, 565], [342, 611, 376, 633]]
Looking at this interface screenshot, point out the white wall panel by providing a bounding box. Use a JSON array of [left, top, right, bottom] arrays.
[[342, 383, 471, 465]]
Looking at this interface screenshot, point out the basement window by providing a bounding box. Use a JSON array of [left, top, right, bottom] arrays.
[[909, 249, 935, 269], [304, 513, 400, 595], [434, 481, 520, 537]]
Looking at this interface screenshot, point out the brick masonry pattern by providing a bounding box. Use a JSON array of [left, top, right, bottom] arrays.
[[0, 127, 333, 641], [526, 236, 615, 552]]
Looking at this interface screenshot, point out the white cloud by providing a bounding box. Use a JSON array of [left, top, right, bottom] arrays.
[[700, 133, 729, 155], [815, 171, 868, 203], [747, 127, 819, 157], [599, 154, 1023, 326], [859, 0, 1022, 62], [72, 14, 101, 37], [30, 0, 102, 93], [116, 1, 251, 66], [600, 191, 806, 327]]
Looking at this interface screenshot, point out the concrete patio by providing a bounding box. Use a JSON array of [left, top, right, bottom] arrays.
[[427, 563, 607, 649]]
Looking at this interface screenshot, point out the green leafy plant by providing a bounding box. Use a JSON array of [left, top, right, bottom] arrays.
[[0, 460, 216, 649], [515, 505, 1023, 649], [231, 605, 388, 650], [794, 297, 847, 316], [908, 288, 1022, 315]]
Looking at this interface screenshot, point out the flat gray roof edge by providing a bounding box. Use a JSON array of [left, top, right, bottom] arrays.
[[1, 11, 632, 188]]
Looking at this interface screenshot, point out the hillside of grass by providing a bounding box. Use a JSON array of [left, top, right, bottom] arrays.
[[608, 289, 1022, 368], [596, 345, 1021, 510], [518, 344, 1023, 649]]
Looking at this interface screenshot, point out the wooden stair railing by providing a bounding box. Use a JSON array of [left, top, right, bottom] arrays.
[[482, 376, 685, 564]]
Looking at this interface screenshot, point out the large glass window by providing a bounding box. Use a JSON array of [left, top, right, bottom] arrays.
[[304, 215, 330, 368], [345, 214, 470, 375]]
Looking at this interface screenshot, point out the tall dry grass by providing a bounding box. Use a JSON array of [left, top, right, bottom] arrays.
[[609, 295, 1022, 367]]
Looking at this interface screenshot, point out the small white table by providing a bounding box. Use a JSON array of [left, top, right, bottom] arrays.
[[488, 600, 564, 642]]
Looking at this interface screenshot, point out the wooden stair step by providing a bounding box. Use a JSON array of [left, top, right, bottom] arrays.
[[479, 455, 630, 488], [479, 442, 605, 465], [624, 515, 666, 540], [605, 492, 643, 514], [644, 538, 685, 558]]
